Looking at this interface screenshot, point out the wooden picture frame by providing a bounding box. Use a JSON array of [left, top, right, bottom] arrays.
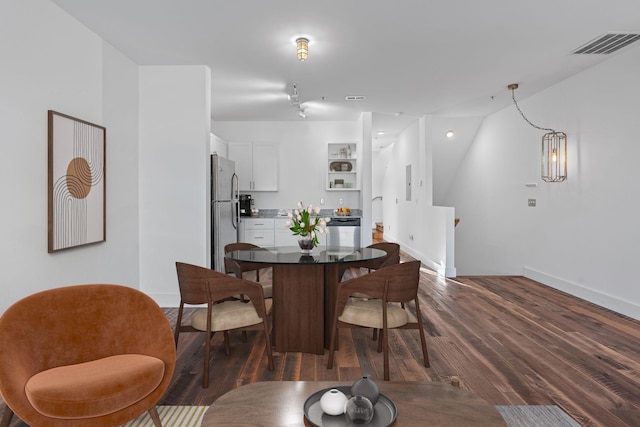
[[48, 110, 106, 252]]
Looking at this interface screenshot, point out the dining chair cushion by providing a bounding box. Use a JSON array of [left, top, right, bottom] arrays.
[[350, 291, 372, 299], [24, 354, 164, 419], [191, 300, 263, 332], [260, 282, 273, 299], [338, 299, 409, 329]]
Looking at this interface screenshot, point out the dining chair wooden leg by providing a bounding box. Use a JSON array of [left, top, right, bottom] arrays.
[[415, 299, 430, 368], [174, 304, 184, 347], [377, 329, 384, 353], [203, 329, 211, 388], [241, 331, 248, 342], [148, 406, 162, 427], [382, 325, 390, 381], [372, 328, 378, 341]]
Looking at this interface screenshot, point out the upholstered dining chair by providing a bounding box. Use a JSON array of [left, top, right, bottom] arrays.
[[0, 284, 176, 427], [327, 260, 430, 380], [341, 242, 402, 342], [224, 242, 273, 299], [339, 242, 400, 282], [174, 262, 274, 388]]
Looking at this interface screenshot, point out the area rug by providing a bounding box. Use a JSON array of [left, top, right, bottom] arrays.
[[495, 405, 582, 427], [121, 404, 580, 426], [121, 406, 208, 427]]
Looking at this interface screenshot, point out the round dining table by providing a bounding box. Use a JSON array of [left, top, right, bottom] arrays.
[[201, 381, 507, 426], [225, 246, 386, 354]]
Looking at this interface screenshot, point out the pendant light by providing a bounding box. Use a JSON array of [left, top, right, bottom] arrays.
[[509, 84, 567, 182]]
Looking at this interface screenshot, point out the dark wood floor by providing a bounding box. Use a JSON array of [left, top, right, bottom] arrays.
[[159, 256, 640, 426], [2, 243, 640, 426]]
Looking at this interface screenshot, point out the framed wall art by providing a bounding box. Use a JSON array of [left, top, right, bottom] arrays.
[[48, 110, 106, 252]]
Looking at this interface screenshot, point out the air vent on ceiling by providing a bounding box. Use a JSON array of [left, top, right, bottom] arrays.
[[345, 95, 366, 101], [572, 33, 640, 54]]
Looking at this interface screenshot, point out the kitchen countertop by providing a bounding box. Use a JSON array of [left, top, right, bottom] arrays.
[[243, 208, 362, 219]]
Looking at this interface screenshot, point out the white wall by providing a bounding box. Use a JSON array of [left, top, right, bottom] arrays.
[[382, 118, 456, 276], [212, 120, 361, 211], [139, 66, 211, 305], [372, 147, 392, 225], [445, 46, 640, 320], [0, 0, 140, 314]]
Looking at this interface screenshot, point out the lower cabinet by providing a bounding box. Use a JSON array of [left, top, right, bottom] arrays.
[[239, 218, 274, 246], [240, 217, 327, 249], [274, 219, 299, 247]]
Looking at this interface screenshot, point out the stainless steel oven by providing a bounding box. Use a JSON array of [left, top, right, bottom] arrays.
[[327, 217, 361, 249]]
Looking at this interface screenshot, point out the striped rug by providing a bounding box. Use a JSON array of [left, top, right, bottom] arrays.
[[495, 405, 581, 427], [121, 406, 208, 427], [121, 404, 579, 426]]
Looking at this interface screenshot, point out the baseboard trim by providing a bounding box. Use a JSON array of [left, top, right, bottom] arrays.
[[384, 234, 456, 278], [524, 266, 640, 321]]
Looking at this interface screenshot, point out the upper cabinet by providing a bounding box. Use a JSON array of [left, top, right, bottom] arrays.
[[228, 143, 278, 191], [327, 142, 358, 191], [210, 133, 228, 157]]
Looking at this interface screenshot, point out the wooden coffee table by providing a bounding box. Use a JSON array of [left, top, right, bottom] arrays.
[[201, 381, 506, 426]]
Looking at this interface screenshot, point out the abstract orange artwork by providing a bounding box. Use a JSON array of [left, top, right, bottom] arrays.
[[48, 111, 106, 252]]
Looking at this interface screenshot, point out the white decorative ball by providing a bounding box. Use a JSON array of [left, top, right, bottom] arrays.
[[319, 388, 348, 416]]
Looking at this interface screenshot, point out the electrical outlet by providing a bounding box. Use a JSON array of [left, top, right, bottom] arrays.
[[528, 199, 536, 207]]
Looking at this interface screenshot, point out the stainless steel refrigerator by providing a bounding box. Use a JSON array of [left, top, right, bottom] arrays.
[[211, 154, 239, 272]]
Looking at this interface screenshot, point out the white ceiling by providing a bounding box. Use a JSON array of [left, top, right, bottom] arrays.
[[51, 0, 640, 148]]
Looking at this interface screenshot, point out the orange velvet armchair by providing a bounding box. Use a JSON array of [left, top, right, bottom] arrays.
[[0, 284, 176, 427]]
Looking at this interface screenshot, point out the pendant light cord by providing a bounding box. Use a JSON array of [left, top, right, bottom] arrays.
[[511, 89, 555, 133]]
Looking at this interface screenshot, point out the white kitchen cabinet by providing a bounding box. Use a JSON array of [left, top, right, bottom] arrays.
[[239, 218, 274, 246], [274, 218, 299, 247], [228, 143, 278, 192], [327, 142, 358, 191]]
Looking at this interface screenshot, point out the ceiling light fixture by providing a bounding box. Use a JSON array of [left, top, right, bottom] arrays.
[[445, 130, 455, 139], [508, 83, 567, 183], [377, 130, 385, 136], [296, 38, 309, 61]]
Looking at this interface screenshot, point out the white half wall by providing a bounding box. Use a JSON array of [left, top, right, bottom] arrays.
[[139, 66, 211, 306], [382, 117, 456, 277]]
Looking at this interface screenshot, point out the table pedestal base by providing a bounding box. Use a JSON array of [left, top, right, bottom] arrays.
[[272, 264, 324, 354]]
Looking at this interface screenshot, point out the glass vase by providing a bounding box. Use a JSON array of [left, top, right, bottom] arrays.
[[298, 235, 315, 254]]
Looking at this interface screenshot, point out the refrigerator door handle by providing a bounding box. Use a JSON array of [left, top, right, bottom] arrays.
[[231, 172, 239, 201], [232, 200, 239, 229], [231, 173, 239, 229]]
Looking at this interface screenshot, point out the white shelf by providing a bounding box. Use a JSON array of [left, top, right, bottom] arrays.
[[327, 143, 359, 190]]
